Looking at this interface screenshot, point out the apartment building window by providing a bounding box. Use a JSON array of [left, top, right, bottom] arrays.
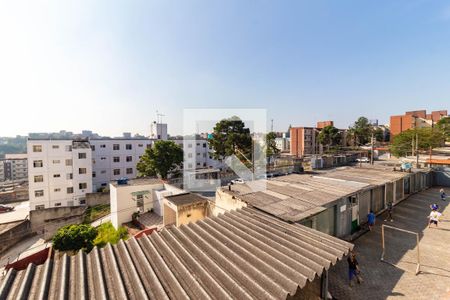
[[138, 144, 143, 147], [100, 144, 106, 148], [197, 162, 201, 166], [113, 157, 120, 163], [126, 168, 133, 174], [55, 202, 61, 207], [188, 144, 192, 148], [67, 173, 73, 180], [79, 198, 86, 205], [113, 144, 120, 150], [146, 144, 152, 149], [34, 175, 43, 183], [188, 153, 193, 158], [101, 170, 106, 174], [32, 145, 42, 152], [67, 187, 74, 194], [126, 156, 132, 162], [65, 159, 72, 166], [79, 183, 87, 190], [35, 190, 44, 197], [65, 145, 72, 152], [139, 156, 142, 159], [33, 160, 43, 168], [203, 162, 207, 167], [113, 169, 120, 175], [52, 145, 59, 149], [78, 153, 87, 159], [126, 144, 132, 150], [53, 160, 60, 164], [203, 143, 206, 148], [203, 153, 206, 158], [196, 143, 200, 146], [197, 153, 200, 156], [54, 188, 61, 192], [92, 171, 96, 178], [101, 157, 106, 160], [188, 163, 192, 169], [91, 145, 96, 151], [53, 174, 61, 178], [79, 168, 87, 174], [35, 205, 45, 210]]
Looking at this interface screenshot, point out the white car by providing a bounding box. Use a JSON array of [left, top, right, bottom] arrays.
[[356, 157, 370, 163], [231, 178, 245, 184]]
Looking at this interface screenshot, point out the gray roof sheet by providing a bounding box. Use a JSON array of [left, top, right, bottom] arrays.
[[0, 208, 353, 300]]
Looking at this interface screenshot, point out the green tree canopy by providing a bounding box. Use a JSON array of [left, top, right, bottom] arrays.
[[318, 126, 341, 149], [390, 128, 445, 157], [266, 132, 280, 157], [374, 127, 385, 142], [208, 116, 252, 162], [52, 224, 98, 252], [137, 140, 183, 179], [436, 116, 450, 141], [349, 117, 373, 145]]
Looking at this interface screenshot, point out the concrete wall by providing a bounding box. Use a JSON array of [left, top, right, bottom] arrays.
[[0, 220, 33, 255], [30, 206, 86, 240], [214, 189, 247, 216], [86, 192, 110, 207], [433, 170, 450, 187]]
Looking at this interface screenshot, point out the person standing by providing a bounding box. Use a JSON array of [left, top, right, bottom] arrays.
[[428, 207, 442, 228], [367, 210, 376, 231], [385, 201, 394, 222], [440, 188, 446, 201], [347, 251, 362, 287]]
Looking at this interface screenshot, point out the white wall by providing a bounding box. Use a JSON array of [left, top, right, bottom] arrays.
[[173, 139, 224, 171]]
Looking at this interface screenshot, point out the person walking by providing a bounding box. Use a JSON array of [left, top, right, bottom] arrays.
[[385, 201, 394, 222], [367, 210, 376, 231], [347, 251, 362, 287], [428, 207, 442, 228], [440, 188, 446, 201]]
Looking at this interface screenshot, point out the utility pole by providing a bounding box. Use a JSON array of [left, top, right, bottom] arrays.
[[411, 133, 415, 157], [370, 132, 374, 165], [271, 119, 274, 132], [415, 132, 419, 168]]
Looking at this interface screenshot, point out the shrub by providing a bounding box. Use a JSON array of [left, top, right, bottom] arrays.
[[52, 224, 98, 252], [94, 222, 128, 248]]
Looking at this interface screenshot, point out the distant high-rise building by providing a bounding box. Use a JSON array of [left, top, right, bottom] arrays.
[[316, 121, 334, 129], [290, 127, 317, 157], [150, 122, 168, 140]]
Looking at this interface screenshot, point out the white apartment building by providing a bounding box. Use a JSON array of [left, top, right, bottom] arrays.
[[27, 139, 93, 210], [173, 138, 223, 171], [90, 139, 153, 191], [0, 154, 28, 182]]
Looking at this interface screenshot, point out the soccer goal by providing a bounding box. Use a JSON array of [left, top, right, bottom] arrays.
[[380, 224, 421, 275]]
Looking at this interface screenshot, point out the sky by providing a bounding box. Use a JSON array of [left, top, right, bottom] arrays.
[[0, 0, 449, 137]]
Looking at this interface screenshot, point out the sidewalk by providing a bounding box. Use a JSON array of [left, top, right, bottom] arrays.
[[329, 187, 450, 299]]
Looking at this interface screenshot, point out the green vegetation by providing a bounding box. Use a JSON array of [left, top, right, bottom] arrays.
[[348, 116, 372, 145], [52, 224, 98, 252], [436, 116, 450, 141], [390, 128, 445, 157], [83, 204, 110, 223], [137, 140, 183, 179], [318, 125, 342, 150], [208, 116, 252, 162], [265, 132, 280, 158], [93, 222, 128, 248]]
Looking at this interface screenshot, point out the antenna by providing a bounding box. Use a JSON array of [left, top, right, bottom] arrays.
[[156, 110, 165, 124], [271, 119, 274, 132]]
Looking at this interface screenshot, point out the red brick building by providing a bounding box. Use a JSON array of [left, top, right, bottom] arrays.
[[390, 109, 447, 140], [290, 127, 317, 157], [316, 120, 334, 129]]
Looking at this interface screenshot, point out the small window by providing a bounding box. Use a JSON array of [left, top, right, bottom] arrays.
[[138, 144, 143, 147], [67, 187, 74, 194], [101, 183, 107, 187], [35, 205, 45, 210], [126, 168, 133, 174], [197, 162, 201, 166], [65, 145, 72, 152], [188, 163, 192, 169], [113, 157, 120, 163], [52, 145, 59, 149], [35, 190, 44, 197], [65, 159, 73, 166], [113, 144, 120, 150], [54, 188, 61, 192], [54, 202, 61, 207], [100, 144, 106, 148], [197, 152, 200, 156], [33, 145, 42, 152], [92, 171, 96, 178], [113, 169, 120, 175], [34, 175, 43, 183], [79, 183, 87, 190], [79, 168, 87, 174], [78, 153, 87, 159], [203, 143, 206, 148], [53, 174, 61, 178], [91, 145, 96, 151], [101, 170, 106, 174], [196, 143, 200, 146], [33, 160, 43, 168], [188, 153, 193, 158], [79, 199, 86, 205], [188, 144, 192, 148], [67, 173, 73, 180], [126, 144, 132, 150], [101, 157, 107, 160], [52, 160, 60, 164], [146, 144, 152, 149], [203, 153, 206, 158], [126, 156, 132, 162]]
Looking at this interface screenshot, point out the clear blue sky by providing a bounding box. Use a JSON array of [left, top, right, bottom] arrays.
[[1, 0, 449, 136]]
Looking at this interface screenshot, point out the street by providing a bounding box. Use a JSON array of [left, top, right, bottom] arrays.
[[0, 201, 29, 223]]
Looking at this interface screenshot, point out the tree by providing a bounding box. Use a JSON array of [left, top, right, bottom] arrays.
[[266, 132, 280, 157], [137, 140, 183, 179], [52, 224, 98, 252], [349, 117, 373, 145], [374, 128, 385, 142], [208, 116, 252, 162], [318, 126, 341, 150], [436, 117, 450, 141], [390, 128, 445, 157]]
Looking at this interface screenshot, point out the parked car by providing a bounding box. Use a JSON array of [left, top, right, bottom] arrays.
[[0, 205, 14, 213], [356, 157, 370, 163], [231, 178, 245, 184]]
